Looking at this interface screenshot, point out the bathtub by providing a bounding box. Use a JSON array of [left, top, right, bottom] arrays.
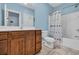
[[63, 38, 79, 50]]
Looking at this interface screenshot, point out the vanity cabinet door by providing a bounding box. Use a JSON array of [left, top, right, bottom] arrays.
[[35, 30, 42, 53], [25, 31, 35, 55], [0, 40, 8, 55], [8, 31, 25, 55], [9, 38, 25, 55]]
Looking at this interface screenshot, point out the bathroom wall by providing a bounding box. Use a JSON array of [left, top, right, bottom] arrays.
[[6, 3, 34, 15], [0, 3, 34, 26], [0, 3, 53, 30], [52, 3, 79, 38], [34, 3, 53, 30], [62, 11, 79, 39], [0, 4, 1, 25], [0, 3, 4, 25]]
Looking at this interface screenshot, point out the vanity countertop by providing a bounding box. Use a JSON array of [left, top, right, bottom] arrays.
[[0, 26, 41, 32]]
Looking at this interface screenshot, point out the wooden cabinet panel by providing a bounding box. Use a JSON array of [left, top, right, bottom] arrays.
[[36, 30, 41, 43], [35, 30, 42, 53], [9, 38, 24, 55], [0, 30, 42, 55], [0, 32, 8, 40], [0, 40, 8, 55], [25, 31, 35, 55]]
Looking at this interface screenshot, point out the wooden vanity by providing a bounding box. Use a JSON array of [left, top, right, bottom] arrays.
[[0, 30, 42, 55]]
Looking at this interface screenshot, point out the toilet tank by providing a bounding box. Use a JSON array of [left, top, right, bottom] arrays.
[[42, 31, 48, 37]]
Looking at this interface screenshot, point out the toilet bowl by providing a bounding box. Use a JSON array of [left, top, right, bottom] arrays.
[[42, 31, 55, 48]]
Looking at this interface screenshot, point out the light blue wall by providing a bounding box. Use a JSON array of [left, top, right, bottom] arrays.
[[0, 4, 1, 25], [0, 3, 4, 25], [33, 3, 79, 31], [0, 3, 34, 26], [1, 3, 79, 30], [34, 3, 53, 30], [0, 3, 53, 30], [6, 3, 34, 15]]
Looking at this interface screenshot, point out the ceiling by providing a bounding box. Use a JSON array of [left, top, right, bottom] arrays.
[[22, 3, 63, 10], [21, 3, 34, 9], [49, 3, 62, 7]]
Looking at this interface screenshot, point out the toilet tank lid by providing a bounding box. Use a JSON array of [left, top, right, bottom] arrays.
[[44, 37, 55, 42]]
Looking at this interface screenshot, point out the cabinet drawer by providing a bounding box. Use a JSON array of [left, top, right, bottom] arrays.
[[9, 31, 25, 38], [0, 32, 8, 40]]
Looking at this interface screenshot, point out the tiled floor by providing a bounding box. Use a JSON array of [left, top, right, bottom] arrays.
[[36, 45, 79, 55]]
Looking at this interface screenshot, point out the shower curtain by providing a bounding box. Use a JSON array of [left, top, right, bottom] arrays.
[[49, 11, 62, 48], [54, 11, 62, 39]]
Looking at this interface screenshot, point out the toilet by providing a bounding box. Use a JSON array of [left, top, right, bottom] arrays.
[[42, 31, 55, 48]]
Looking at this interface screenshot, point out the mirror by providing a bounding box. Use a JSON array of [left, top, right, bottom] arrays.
[[5, 9, 21, 27], [3, 4, 21, 27], [0, 4, 22, 27], [0, 3, 34, 29]]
